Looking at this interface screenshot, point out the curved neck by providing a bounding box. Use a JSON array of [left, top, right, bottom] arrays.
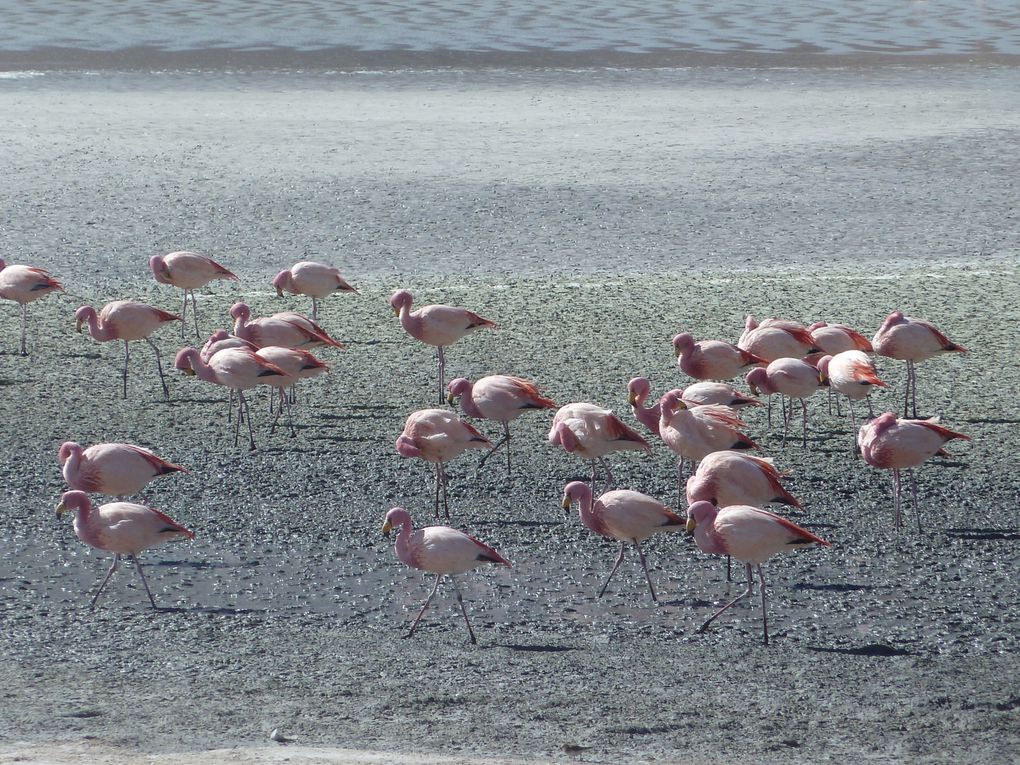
[[632, 396, 660, 431], [458, 386, 483, 418], [398, 303, 422, 337], [187, 350, 220, 384], [82, 308, 114, 342]]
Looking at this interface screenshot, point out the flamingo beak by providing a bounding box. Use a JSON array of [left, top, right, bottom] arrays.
[[391, 306, 399, 316], [749, 383, 760, 396], [181, 366, 196, 376], [55, 500, 68, 517], [818, 372, 829, 386], [685, 517, 697, 534], [275, 286, 284, 297], [676, 399, 688, 411], [561, 496, 572, 513], [74, 318, 83, 333], [446, 391, 457, 406], [382, 520, 393, 537], [627, 391, 638, 405]]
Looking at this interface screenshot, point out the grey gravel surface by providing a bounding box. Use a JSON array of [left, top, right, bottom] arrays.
[[1, 66, 1018, 764]]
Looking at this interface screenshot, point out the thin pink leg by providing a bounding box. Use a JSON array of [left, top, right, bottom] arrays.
[[698, 562, 753, 635], [406, 574, 443, 638]]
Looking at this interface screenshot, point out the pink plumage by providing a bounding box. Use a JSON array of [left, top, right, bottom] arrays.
[[230, 302, 344, 350], [549, 402, 650, 494], [808, 321, 873, 355], [746, 357, 823, 446], [817, 350, 887, 450], [57, 490, 195, 609], [562, 481, 684, 602], [0, 258, 64, 355], [628, 378, 758, 438], [382, 506, 510, 643], [673, 332, 765, 381], [254, 346, 329, 438], [59, 441, 186, 498], [738, 316, 817, 362], [658, 390, 756, 466], [75, 300, 182, 399], [686, 450, 801, 509], [272, 261, 357, 320], [687, 500, 831, 645], [149, 251, 238, 340]]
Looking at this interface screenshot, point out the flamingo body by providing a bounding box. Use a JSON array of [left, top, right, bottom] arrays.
[[59, 441, 185, 498], [872, 311, 965, 362], [808, 321, 873, 355], [658, 391, 756, 464], [149, 251, 237, 290], [673, 332, 765, 381], [738, 317, 817, 362], [817, 351, 886, 402], [686, 450, 801, 509], [858, 412, 969, 470], [273, 261, 357, 319], [230, 302, 343, 350], [0, 258, 64, 354]]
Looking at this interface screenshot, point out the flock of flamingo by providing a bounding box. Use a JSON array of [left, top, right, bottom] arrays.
[[0, 252, 969, 645]]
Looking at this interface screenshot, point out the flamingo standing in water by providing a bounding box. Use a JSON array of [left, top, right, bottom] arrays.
[[230, 302, 344, 350], [149, 251, 238, 339], [0, 258, 64, 355], [548, 402, 650, 495], [673, 332, 765, 381], [561, 481, 684, 602], [174, 346, 287, 450], [746, 358, 823, 446], [872, 310, 966, 418], [272, 261, 358, 321], [382, 506, 510, 643], [389, 289, 496, 404], [59, 442, 185, 499], [396, 408, 492, 518], [56, 490, 195, 609], [75, 301, 182, 399], [254, 346, 329, 437], [447, 375, 557, 476], [686, 500, 831, 645], [817, 351, 888, 452], [858, 412, 969, 531]]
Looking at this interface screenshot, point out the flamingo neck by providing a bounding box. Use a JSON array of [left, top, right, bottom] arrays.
[[458, 386, 483, 419], [83, 309, 114, 342], [399, 304, 423, 337], [633, 397, 660, 431], [189, 351, 221, 384]]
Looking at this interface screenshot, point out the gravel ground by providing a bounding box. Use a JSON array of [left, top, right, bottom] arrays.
[[1, 66, 1018, 765]]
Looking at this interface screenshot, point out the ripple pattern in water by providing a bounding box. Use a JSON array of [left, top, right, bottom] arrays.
[[0, 0, 1018, 57]]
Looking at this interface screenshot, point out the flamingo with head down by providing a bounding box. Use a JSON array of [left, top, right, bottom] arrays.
[[548, 402, 650, 496], [149, 251, 238, 338], [59, 441, 186, 499], [273, 261, 357, 321]]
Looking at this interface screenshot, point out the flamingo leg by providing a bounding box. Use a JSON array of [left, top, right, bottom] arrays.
[[145, 336, 170, 399], [191, 290, 201, 339], [283, 387, 297, 437], [270, 387, 284, 433], [766, 394, 773, 428], [477, 423, 510, 473], [437, 345, 446, 405], [908, 468, 922, 534], [122, 340, 130, 398], [633, 539, 658, 603], [451, 577, 477, 644], [802, 399, 809, 448], [131, 554, 158, 609], [406, 573, 443, 638], [698, 562, 754, 635], [179, 291, 188, 337], [90, 554, 121, 607], [601, 458, 615, 488], [781, 395, 791, 446], [847, 398, 859, 455], [757, 563, 769, 646], [892, 468, 902, 530], [311, 296, 318, 322], [19, 303, 28, 355], [598, 543, 627, 599]]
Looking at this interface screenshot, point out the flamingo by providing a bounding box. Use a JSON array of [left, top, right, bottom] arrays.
[[174, 346, 288, 450], [59, 442, 186, 499], [746, 358, 823, 446], [858, 412, 969, 531], [658, 390, 757, 499], [686, 450, 801, 510], [149, 251, 238, 339], [447, 375, 557, 476], [382, 506, 510, 643], [806, 321, 873, 415], [389, 289, 496, 404], [686, 500, 831, 645], [198, 330, 259, 420], [230, 302, 344, 350], [56, 490, 195, 609], [0, 257, 64, 355], [673, 332, 765, 381], [872, 311, 966, 418], [561, 481, 684, 602], [628, 378, 760, 438], [396, 408, 492, 518], [75, 301, 182, 399], [738, 316, 817, 362], [817, 351, 888, 451], [254, 346, 329, 437], [548, 403, 650, 495], [272, 261, 358, 320]]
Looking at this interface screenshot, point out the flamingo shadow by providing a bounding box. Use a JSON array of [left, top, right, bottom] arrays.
[[945, 527, 1020, 541], [808, 644, 910, 657]]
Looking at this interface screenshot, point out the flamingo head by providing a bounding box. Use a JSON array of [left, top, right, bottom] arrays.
[[382, 506, 412, 536], [560, 480, 591, 514], [73, 305, 95, 333], [627, 376, 651, 405], [149, 255, 172, 284], [685, 500, 718, 534], [56, 490, 91, 518], [389, 289, 412, 315], [57, 441, 81, 465], [671, 332, 694, 358], [174, 347, 199, 375], [549, 420, 581, 453], [228, 302, 251, 322], [395, 434, 421, 458], [659, 389, 687, 417], [446, 377, 471, 406], [815, 355, 832, 386], [745, 367, 769, 396], [685, 473, 715, 505], [272, 270, 292, 297]]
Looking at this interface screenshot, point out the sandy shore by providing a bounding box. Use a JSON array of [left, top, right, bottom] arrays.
[[1, 67, 1018, 765]]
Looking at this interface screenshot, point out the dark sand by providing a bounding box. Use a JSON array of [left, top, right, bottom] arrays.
[[1, 67, 1018, 764]]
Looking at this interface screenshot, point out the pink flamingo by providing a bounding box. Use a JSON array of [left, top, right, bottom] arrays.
[[56, 490, 195, 609], [254, 346, 329, 437], [389, 289, 496, 403], [272, 261, 358, 321], [872, 310, 966, 418], [658, 390, 757, 496], [738, 316, 817, 362], [817, 351, 888, 451], [746, 358, 823, 446], [686, 450, 801, 510], [199, 330, 259, 420], [230, 302, 344, 350], [673, 332, 765, 381], [447, 374, 557, 475], [548, 402, 650, 495], [149, 251, 238, 339], [628, 378, 760, 437], [0, 258, 64, 355], [174, 346, 288, 450], [561, 481, 684, 602], [686, 500, 831, 645], [858, 412, 969, 531], [382, 506, 510, 643], [806, 321, 873, 415], [75, 300, 182, 399], [396, 408, 493, 518], [59, 442, 186, 499]]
